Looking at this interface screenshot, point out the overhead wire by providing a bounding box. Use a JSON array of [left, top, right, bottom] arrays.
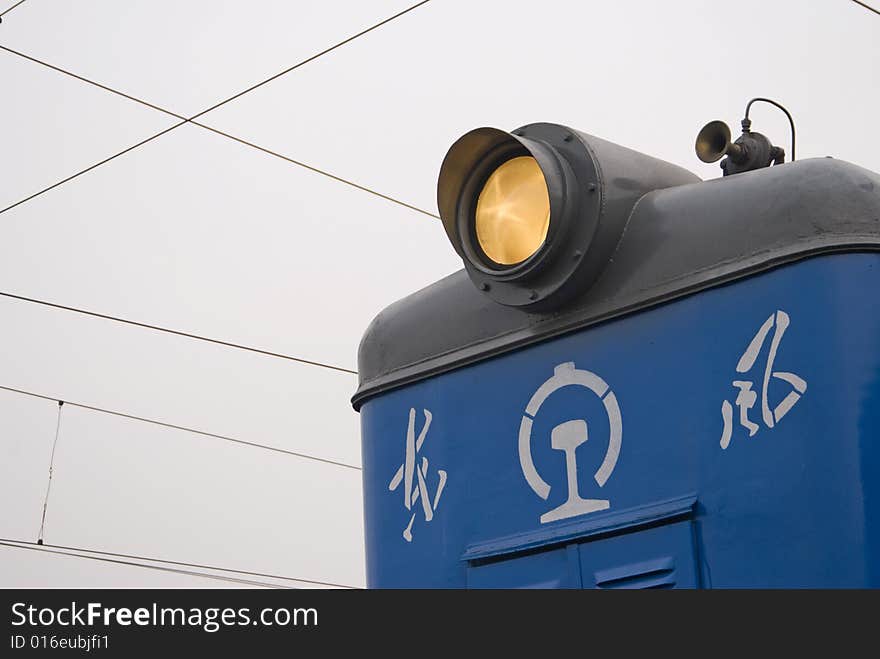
[[0, 382, 362, 471], [851, 0, 880, 17], [0, 0, 27, 20], [189, 0, 431, 120], [0, 45, 187, 119], [0, 538, 358, 588], [0, 541, 284, 589], [0, 1, 431, 404], [0, 0, 414, 587], [0, 290, 357, 375], [0, 122, 188, 215], [0, 1, 438, 217], [191, 122, 438, 218]]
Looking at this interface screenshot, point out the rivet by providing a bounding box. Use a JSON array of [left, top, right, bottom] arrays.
[[573, 250, 583, 260], [588, 183, 597, 192], [479, 282, 490, 291], [529, 290, 539, 300], [563, 133, 573, 142]]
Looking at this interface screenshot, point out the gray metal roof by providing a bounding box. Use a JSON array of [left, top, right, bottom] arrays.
[[353, 157, 880, 410]]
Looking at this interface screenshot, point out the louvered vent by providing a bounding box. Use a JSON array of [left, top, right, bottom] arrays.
[[593, 556, 677, 589]]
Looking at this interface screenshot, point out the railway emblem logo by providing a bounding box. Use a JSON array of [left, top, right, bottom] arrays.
[[389, 408, 448, 542], [519, 362, 622, 524], [719, 310, 808, 449]]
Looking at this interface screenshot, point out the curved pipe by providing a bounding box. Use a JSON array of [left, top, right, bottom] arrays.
[[745, 97, 796, 161]]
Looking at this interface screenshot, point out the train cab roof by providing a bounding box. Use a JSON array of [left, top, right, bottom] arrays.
[[354, 156, 880, 410]]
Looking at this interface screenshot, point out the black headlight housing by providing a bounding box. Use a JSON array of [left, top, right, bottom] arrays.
[[437, 122, 700, 309]]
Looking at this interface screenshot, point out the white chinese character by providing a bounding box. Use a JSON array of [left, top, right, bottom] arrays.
[[720, 310, 808, 449], [388, 408, 448, 542]]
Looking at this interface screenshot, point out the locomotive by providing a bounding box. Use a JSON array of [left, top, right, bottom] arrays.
[[351, 101, 880, 588]]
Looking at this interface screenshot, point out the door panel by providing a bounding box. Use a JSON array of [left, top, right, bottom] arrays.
[[466, 519, 699, 589]]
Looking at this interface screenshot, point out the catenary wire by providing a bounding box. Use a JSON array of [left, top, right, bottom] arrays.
[[0, 121, 187, 214], [0, 290, 357, 375], [37, 401, 64, 543], [0, 540, 291, 589], [0, 45, 187, 119], [188, 0, 431, 120], [0, 1, 437, 217], [0, 2, 401, 584], [851, 0, 880, 17], [0, 383, 362, 471], [192, 122, 438, 218], [0, 0, 27, 19], [0, 538, 358, 588], [0, 2, 402, 591]]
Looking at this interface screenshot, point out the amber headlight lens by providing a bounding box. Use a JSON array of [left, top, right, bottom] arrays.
[[475, 156, 551, 266]]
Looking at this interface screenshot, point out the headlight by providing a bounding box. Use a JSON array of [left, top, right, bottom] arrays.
[[437, 123, 700, 309], [475, 156, 551, 266]]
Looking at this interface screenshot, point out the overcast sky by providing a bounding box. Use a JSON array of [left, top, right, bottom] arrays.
[[1, 0, 877, 587]]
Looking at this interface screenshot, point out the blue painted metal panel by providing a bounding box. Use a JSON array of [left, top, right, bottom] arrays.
[[360, 254, 880, 588]]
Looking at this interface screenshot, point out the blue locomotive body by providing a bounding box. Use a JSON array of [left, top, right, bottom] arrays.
[[353, 151, 880, 588]]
